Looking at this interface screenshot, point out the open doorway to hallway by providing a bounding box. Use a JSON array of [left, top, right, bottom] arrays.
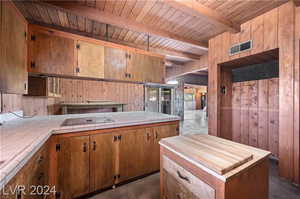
[[181, 84, 208, 135]]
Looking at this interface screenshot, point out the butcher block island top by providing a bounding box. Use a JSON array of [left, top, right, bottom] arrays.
[[160, 134, 271, 181], [0, 111, 180, 188]]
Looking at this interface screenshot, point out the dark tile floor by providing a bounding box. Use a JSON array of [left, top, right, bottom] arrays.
[[89, 160, 300, 199]]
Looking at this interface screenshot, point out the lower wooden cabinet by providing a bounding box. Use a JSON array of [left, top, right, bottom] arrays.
[[52, 121, 179, 198], [0, 140, 49, 199], [57, 136, 90, 199], [90, 132, 117, 192], [0, 121, 179, 199]]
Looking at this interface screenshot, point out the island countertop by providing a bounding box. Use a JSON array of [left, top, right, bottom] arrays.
[[0, 111, 180, 188]]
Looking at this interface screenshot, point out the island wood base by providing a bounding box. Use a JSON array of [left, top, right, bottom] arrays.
[[160, 135, 270, 199]]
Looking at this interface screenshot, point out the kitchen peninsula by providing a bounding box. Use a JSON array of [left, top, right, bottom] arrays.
[[0, 111, 180, 198]]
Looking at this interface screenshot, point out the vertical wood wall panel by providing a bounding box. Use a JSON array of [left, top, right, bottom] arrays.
[[258, 79, 269, 150], [1, 79, 144, 115], [208, 1, 299, 183], [231, 79, 279, 157], [269, 78, 279, 157], [294, 6, 300, 184], [278, 1, 295, 180], [232, 83, 241, 143]]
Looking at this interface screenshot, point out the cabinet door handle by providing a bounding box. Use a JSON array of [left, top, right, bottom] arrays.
[[177, 171, 190, 183], [83, 143, 87, 152], [93, 141, 96, 151], [155, 131, 158, 139], [147, 133, 150, 141]]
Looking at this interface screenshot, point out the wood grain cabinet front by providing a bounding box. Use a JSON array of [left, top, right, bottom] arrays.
[[57, 136, 90, 199], [90, 132, 117, 192], [104, 46, 127, 81], [28, 30, 75, 76], [0, 141, 49, 199], [0, 1, 28, 94], [76, 40, 105, 78]]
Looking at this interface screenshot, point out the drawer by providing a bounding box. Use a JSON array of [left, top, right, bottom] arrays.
[[163, 156, 215, 199]]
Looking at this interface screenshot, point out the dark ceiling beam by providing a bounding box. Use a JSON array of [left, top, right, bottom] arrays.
[[164, 0, 240, 33], [45, 1, 209, 50]]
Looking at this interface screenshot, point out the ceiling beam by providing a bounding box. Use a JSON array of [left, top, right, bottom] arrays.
[[164, 0, 240, 33], [45, 1, 208, 50]]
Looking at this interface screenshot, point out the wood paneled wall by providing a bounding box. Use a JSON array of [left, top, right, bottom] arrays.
[[227, 79, 279, 157], [1, 78, 144, 116], [208, 1, 299, 184]]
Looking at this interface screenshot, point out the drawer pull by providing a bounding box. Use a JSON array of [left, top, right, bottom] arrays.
[[177, 170, 190, 183]]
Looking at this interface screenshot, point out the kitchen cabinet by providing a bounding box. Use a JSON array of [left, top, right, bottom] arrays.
[[0, 141, 49, 199], [143, 55, 165, 83], [27, 76, 61, 97], [57, 136, 90, 199], [151, 124, 179, 171], [0, 1, 28, 94], [118, 129, 153, 182], [28, 30, 75, 76], [90, 132, 117, 192], [126, 52, 145, 82], [28, 26, 165, 83], [76, 40, 105, 78], [104, 46, 127, 80]]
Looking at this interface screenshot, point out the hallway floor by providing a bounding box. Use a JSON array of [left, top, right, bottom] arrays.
[[88, 160, 300, 199], [180, 110, 208, 135]]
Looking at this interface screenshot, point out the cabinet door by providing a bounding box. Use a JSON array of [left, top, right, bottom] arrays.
[[90, 133, 117, 192], [152, 124, 179, 171], [126, 52, 144, 82], [76, 40, 104, 78], [104, 47, 127, 80], [58, 136, 90, 198], [28, 30, 75, 76], [118, 129, 150, 182], [152, 56, 165, 83], [0, 2, 28, 94]]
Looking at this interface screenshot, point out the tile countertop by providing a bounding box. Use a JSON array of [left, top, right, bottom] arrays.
[[0, 111, 180, 188]]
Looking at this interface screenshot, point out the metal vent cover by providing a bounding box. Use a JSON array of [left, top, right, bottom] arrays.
[[229, 40, 252, 56]]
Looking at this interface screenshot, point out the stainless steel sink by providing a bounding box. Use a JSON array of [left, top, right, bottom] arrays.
[[61, 116, 114, 126]]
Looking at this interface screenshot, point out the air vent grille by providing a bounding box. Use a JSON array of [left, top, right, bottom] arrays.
[[229, 40, 252, 56]]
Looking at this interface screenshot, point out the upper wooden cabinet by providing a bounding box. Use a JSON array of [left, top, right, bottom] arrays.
[[28, 26, 165, 83], [104, 46, 127, 80], [0, 1, 28, 94], [76, 40, 105, 78], [28, 30, 75, 76]]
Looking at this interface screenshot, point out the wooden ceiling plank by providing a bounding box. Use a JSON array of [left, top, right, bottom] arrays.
[[77, 15, 86, 32], [35, 4, 52, 24], [120, 0, 138, 18], [46, 2, 208, 50], [135, 0, 157, 22], [103, 0, 116, 13], [143, 1, 164, 25], [112, 0, 126, 16], [58, 10, 70, 28], [164, 0, 240, 33], [95, 0, 106, 11], [67, 12, 78, 30], [85, 18, 93, 33]]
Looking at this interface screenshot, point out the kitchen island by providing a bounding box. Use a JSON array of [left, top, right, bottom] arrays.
[[0, 111, 180, 198], [160, 134, 271, 199]]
